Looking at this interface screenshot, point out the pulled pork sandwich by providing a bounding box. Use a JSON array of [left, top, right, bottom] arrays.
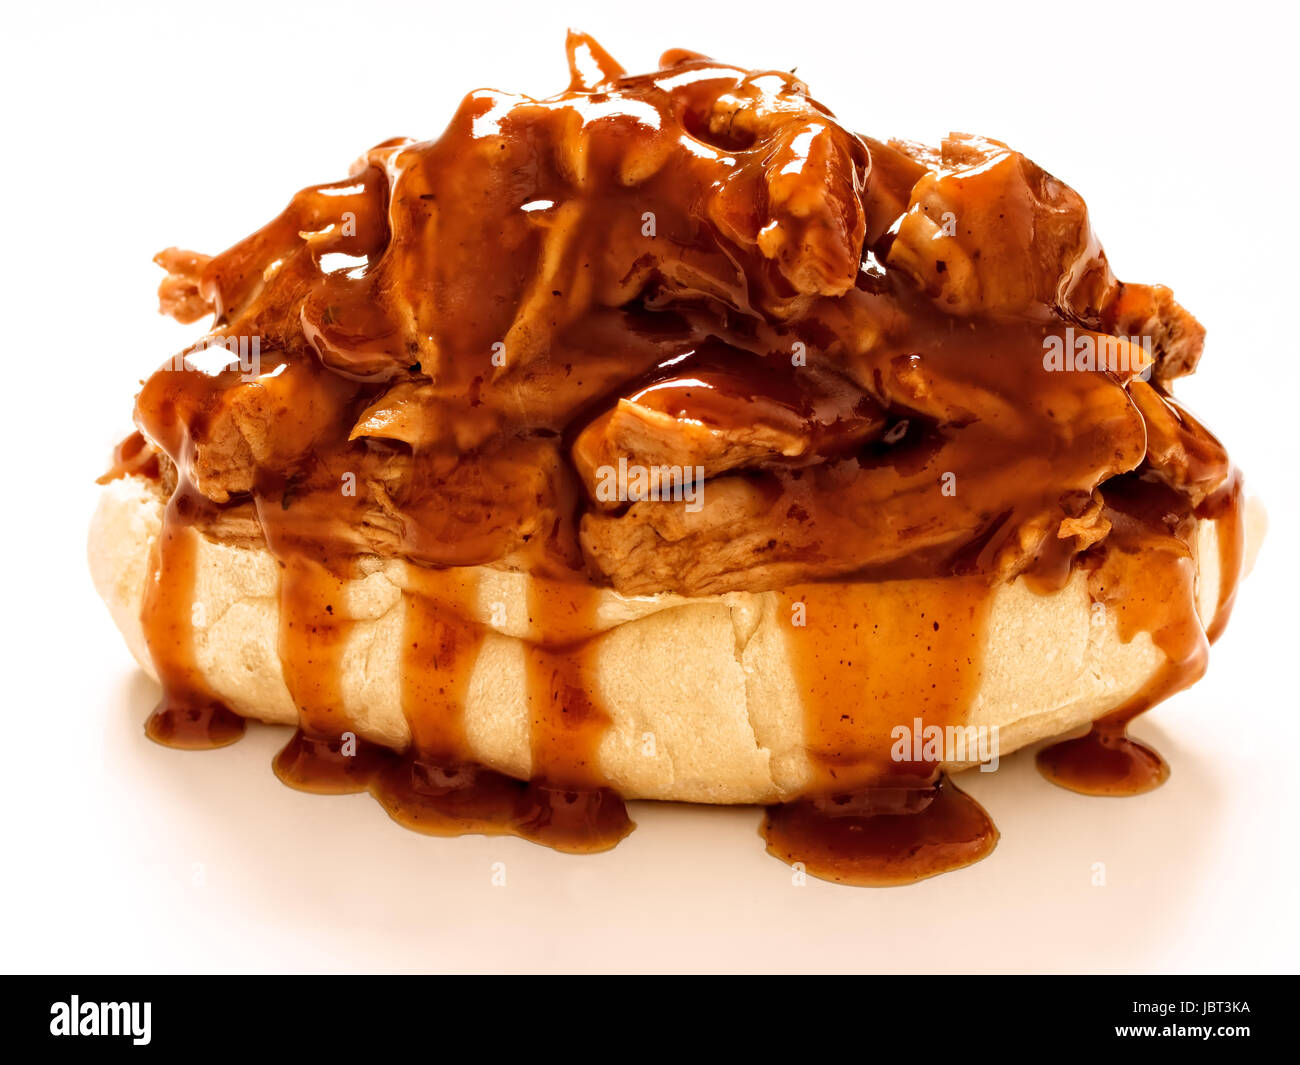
[[90, 32, 1255, 885]]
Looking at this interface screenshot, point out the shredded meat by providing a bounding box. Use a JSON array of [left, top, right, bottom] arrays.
[[133, 35, 1225, 597]]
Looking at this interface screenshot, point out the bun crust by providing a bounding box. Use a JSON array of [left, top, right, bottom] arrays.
[[89, 475, 1226, 804]]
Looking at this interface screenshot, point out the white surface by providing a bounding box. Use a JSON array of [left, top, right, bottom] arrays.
[[2, 0, 1296, 973]]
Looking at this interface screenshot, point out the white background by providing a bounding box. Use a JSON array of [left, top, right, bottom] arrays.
[[1, 0, 1296, 973]]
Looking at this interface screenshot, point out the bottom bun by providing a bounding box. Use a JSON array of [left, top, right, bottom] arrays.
[[89, 475, 1229, 804]]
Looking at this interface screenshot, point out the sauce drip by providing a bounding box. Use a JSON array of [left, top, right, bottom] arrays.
[[250, 488, 391, 792], [1037, 467, 1246, 795], [139, 488, 245, 749], [1035, 700, 1171, 797], [379, 569, 631, 852], [261, 562, 632, 852], [765, 577, 997, 883], [516, 579, 633, 849]]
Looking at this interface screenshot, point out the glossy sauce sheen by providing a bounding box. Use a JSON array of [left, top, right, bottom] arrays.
[[767, 579, 997, 884], [124, 33, 1246, 884]]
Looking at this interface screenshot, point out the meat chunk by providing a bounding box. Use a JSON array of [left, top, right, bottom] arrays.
[[154, 248, 214, 324], [1105, 282, 1206, 383], [573, 402, 800, 509], [884, 133, 1112, 318], [367, 436, 580, 569], [570, 353, 886, 508], [882, 133, 1205, 383], [349, 382, 500, 454], [136, 354, 353, 503], [697, 78, 869, 301], [580, 476, 813, 594]]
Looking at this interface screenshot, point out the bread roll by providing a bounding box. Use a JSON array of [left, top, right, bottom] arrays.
[[89, 474, 1229, 805]]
